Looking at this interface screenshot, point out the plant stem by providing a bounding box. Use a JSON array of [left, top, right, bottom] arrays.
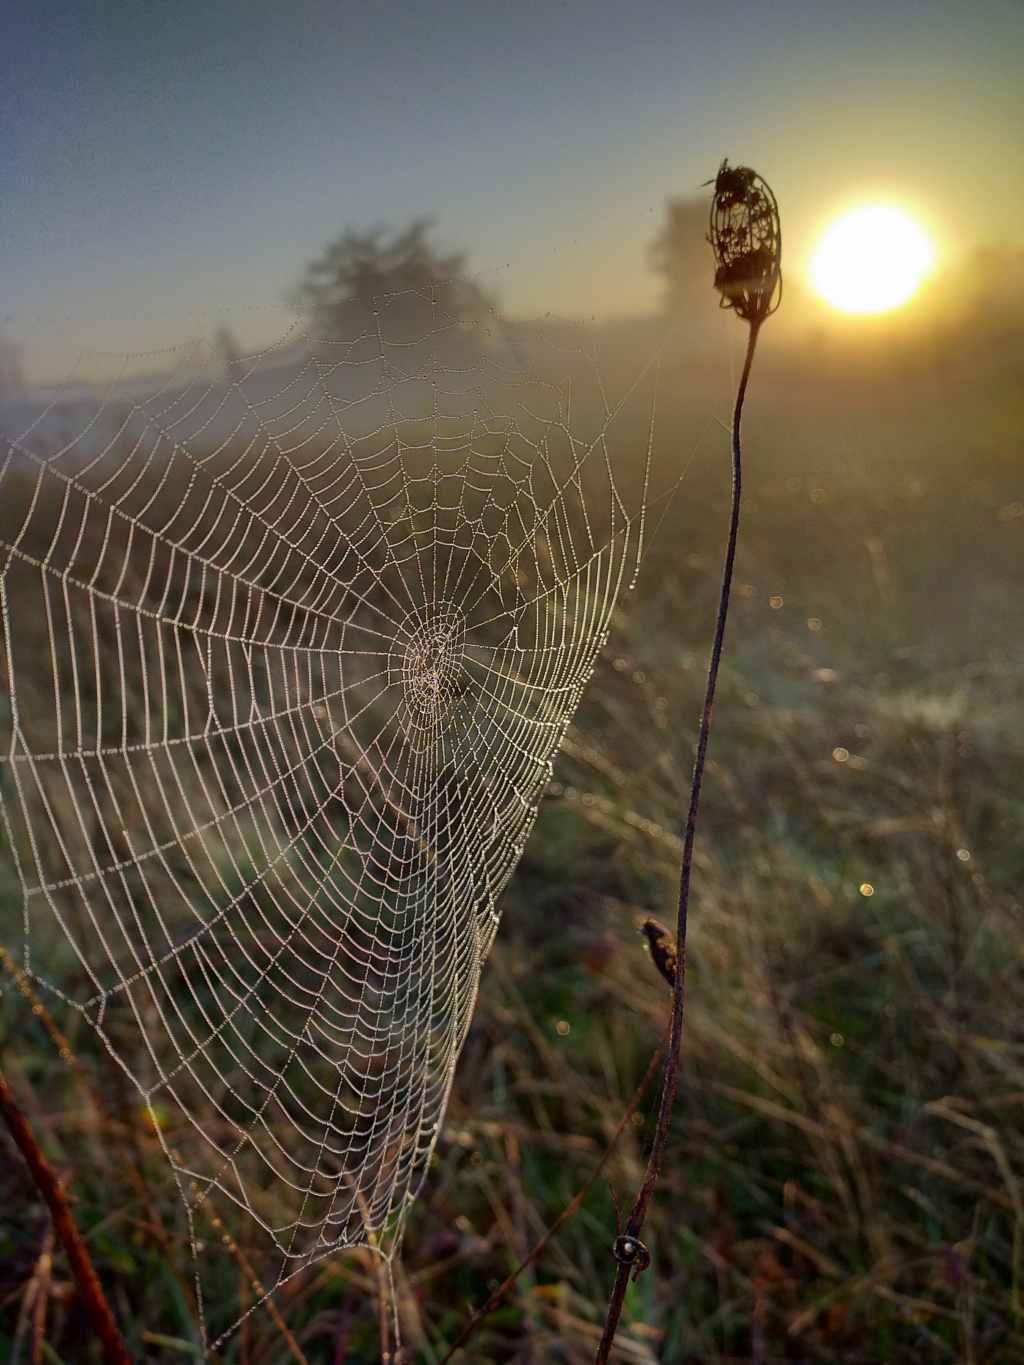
[[594, 317, 761, 1363], [0, 1061, 131, 1365], [438, 1019, 671, 1364]]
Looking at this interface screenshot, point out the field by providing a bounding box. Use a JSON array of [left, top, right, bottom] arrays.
[[1, 310, 1022, 1363]]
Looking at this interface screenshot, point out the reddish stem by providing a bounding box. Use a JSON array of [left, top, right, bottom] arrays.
[[0, 1062, 131, 1365]]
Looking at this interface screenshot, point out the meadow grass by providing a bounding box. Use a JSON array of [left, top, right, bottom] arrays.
[[1, 327, 1022, 1362]]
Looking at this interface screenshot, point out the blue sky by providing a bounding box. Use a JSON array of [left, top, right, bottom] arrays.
[[3, 0, 1022, 377]]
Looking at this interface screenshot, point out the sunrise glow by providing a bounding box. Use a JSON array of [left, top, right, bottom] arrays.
[[811, 205, 935, 315]]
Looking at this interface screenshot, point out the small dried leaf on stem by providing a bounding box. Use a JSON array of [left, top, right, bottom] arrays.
[[639, 918, 678, 988]]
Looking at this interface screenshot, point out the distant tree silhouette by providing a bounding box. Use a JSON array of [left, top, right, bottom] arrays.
[[297, 219, 492, 343], [648, 195, 713, 315], [0, 335, 26, 399], [213, 324, 242, 368]]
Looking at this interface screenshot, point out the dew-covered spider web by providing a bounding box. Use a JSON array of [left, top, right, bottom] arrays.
[[0, 289, 664, 1348]]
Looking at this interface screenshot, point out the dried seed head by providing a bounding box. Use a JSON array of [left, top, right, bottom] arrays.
[[708, 159, 782, 325], [639, 917, 677, 988]]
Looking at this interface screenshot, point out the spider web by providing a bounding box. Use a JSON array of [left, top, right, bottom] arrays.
[[0, 291, 658, 1347]]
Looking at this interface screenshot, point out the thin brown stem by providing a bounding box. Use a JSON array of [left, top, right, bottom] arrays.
[[222, 1231, 312, 1365], [437, 1019, 671, 1365], [0, 942, 202, 1328], [594, 317, 761, 1363], [0, 1061, 131, 1365]]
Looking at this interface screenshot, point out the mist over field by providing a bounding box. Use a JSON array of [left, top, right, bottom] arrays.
[[0, 186, 1022, 1362]]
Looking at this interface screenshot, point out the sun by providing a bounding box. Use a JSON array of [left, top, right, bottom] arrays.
[[811, 205, 934, 315]]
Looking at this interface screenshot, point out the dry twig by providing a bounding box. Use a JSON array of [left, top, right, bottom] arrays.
[[594, 159, 782, 1362]]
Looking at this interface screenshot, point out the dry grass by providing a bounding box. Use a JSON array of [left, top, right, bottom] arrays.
[[1, 320, 1022, 1362]]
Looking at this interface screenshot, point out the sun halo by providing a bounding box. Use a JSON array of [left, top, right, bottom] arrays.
[[811, 205, 934, 316]]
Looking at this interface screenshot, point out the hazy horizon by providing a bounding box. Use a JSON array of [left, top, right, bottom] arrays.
[[4, 0, 1022, 381]]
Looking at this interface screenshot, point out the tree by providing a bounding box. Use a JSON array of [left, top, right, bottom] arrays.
[[648, 195, 713, 316], [212, 324, 242, 369], [296, 219, 492, 343], [0, 334, 26, 400]]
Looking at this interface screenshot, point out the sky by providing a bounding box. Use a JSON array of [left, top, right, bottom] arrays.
[[3, 0, 1022, 380]]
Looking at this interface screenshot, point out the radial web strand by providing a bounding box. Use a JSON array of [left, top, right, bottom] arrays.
[[0, 292, 658, 1348]]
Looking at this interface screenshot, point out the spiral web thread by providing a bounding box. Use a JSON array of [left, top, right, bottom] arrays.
[[0, 294, 655, 1347]]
